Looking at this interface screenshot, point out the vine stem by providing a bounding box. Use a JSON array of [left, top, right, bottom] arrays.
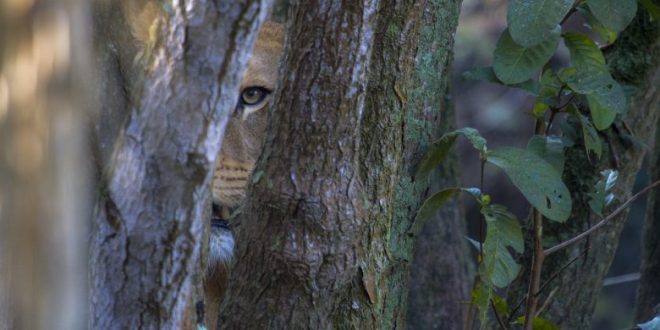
[[544, 179, 660, 256], [523, 210, 544, 330]]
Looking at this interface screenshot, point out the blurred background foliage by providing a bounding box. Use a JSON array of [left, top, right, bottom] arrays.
[[454, 0, 649, 328]]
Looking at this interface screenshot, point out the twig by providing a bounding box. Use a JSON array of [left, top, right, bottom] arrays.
[[491, 299, 508, 330], [544, 180, 660, 256], [479, 158, 486, 261], [508, 250, 586, 321], [535, 287, 558, 317], [523, 210, 545, 330]]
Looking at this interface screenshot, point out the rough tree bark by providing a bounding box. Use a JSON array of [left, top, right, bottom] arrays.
[[508, 10, 660, 329], [89, 0, 273, 328], [405, 1, 472, 329], [636, 106, 660, 322], [0, 1, 90, 329], [221, 0, 465, 328]]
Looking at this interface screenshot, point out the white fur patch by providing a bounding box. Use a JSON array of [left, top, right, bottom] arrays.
[[209, 227, 235, 268]]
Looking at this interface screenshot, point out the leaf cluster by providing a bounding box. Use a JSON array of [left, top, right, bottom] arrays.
[[416, 0, 647, 327]]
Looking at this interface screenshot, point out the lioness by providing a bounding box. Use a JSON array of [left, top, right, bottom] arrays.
[[120, 1, 283, 327]]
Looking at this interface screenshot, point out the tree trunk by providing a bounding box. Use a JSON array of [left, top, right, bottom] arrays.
[[636, 99, 660, 322], [405, 1, 472, 329], [507, 11, 660, 329], [0, 1, 91, 329], [221, 0, 465, 328], [89, 1, 273, 328]]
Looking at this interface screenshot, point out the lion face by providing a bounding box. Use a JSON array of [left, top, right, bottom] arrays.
[[212, 22, 284, 208]]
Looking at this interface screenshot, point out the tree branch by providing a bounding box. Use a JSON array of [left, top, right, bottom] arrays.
[[544, 180, 660, 256]]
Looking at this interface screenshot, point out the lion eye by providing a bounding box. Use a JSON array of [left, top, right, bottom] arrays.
[[240, 87, 270, 106]]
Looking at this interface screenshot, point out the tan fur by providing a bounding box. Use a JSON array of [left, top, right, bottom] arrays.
[[212, 21, 284, 208]]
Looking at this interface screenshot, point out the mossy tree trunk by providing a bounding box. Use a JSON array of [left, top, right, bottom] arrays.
[[89, 1, 273, 328], [507, 10, 660, 329], [405, 1, 472, 329], [220, 0, 465, 328], [636, 107, 660, 322]]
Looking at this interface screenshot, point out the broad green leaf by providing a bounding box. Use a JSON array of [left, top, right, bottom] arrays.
[[416, 128, 487, 181], [559, 117, 579, 147], [588, 169, 618, 216], [463, 67, 540, 94], [579, 7, 618, 44], [537, 69, 563, 105], [482, 204, 523, 287], [563, 33, 607, 72], [586, 80, 628, 129], [527, 135, 565, 174], [487, 147, 572, 222], [508, 0, 574, 47], [575, 110, 603, 160], [493, 28, 561, 84], [559, 67, 608, 94], [413, 188, 461, 226], [492, 293, 509, 317], [458, 127, 488, 153], [588, 0, 637, 32], [563, 33, 628, 129], [471, 280, 493, 327]]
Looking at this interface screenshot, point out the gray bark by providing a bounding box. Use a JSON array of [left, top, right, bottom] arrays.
[[406, 1, 472, 329], [89, 0, 273, 328], [507, 10, 660, 329], [635, 84, 660, 322], [0, 1, 91, 329], [221, 0, 465, 328]]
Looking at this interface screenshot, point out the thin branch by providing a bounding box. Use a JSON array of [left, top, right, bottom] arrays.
[[535, 287, 558, 317], [508, 249, 587, 321], [523, 210, 545, 330], [544, 180, 660, 256], [491, 299, 508, 330], [479, 158, 486, 261]]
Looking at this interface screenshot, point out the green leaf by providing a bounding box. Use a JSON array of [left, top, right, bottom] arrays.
[[416, 128, 487, 182], [413, 188, 461, 227], [559, 67, 608, 94], [537, 69, 563, 105], [579, 7, 618, 44], [527, 135, 565, 174], [588, 0, 637, 32], [563, 33, 628, 129], [588, 169, 618, 216], [508, 0, 574, 47], [563, 33, 607, 72], [471, 280, 493, 327], [575, 110, 603, 160], [463, 67, 540, 94], [586, 80, 628, 129], [487, 147, 572, 222], [482, 204, 523, 288], [640, 0, 660, 20], [493, 27, 561, 84], [492, 293, 509, 317], [514, 316, 561, 330]]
